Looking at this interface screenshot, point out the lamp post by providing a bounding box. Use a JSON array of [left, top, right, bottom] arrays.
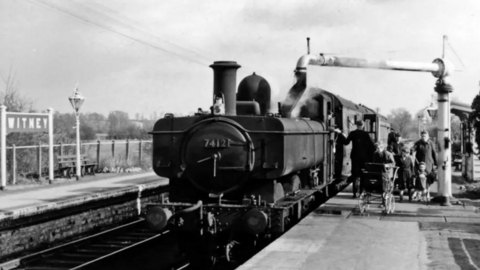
[[426, 103, 438, 121], [68, 86, 85, 180]]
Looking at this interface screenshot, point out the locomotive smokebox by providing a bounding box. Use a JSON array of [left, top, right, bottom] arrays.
[[210, 61, 241, 116]]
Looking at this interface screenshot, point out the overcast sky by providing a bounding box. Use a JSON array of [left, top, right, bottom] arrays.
[[0, 0, 479, 119]]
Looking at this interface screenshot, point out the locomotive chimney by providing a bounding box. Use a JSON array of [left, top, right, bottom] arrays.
[[210, 61, 241, 116]]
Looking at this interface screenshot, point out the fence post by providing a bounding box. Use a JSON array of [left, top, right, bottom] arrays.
[[12, 144, 16, 185], [60, 142, 64, 156], [96, 140, 101, 171], [112, 140, 115, 158], [126, 139, 129, 160], [37, 143, 42, 181], [138, 140, 142, 166], [48, 108, 54, 184]]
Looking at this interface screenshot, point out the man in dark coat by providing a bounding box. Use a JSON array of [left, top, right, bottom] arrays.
[[412, 131, 437, 174], [387, 128, 396, 146], [334, 120, 375, 198], [387, 133, 402, 155]]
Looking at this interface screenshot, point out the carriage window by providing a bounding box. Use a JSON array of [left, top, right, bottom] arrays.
[[326, 102, 332, 123]]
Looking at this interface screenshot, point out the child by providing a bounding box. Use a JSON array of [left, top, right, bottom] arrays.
[[372, 141, 396, 206], [425, 170, 437, 201], [394, 147, 414, 202], [412, 162, 428, 202]]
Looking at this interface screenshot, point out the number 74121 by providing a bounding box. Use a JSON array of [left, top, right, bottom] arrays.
[[204, 139, 229, 148]]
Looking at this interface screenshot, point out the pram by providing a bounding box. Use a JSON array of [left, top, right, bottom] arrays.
[[358, 163, 399, 214]]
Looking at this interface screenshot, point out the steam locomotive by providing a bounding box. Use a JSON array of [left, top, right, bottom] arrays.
[[145, 55, 390, 265]]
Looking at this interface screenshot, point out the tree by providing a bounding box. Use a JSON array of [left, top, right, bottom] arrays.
[[0, 66, 33, 112], [469, 92, 480, 153], [1, 67, 38, 180], [451, 115, 461, 141], [107, 111, 130, 138], [80, 123, 96, 141], [54, 112, 96, 142], [387, 108, 413, 137], [82, 112, 108, 133], [54, 112, 76, 142]]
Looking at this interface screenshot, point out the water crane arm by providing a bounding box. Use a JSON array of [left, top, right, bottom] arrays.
[[282, 54, 453, 118], [295, 54, 453, 79]]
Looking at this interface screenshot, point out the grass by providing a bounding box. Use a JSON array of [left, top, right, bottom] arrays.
[[98, 155, 151, 172]]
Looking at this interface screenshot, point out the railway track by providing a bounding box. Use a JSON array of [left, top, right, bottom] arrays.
[[4, 219, 178, 270]]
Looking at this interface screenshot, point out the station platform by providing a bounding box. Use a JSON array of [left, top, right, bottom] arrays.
[[238, 183, 480, 270], [0, 171, 168, 222]]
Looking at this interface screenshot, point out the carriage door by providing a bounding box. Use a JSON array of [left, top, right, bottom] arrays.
[[363, 114, 377, 142], [325, 100, 334, 183]]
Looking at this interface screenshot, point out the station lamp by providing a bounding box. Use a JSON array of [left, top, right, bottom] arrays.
[[68, 86, 85, 180], [426, 102, 438, 120]]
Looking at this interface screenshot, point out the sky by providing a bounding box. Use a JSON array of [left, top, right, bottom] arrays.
[[0, 0, 479, 119]]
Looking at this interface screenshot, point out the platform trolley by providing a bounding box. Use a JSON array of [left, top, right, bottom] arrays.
[[358, 163, 399, 214]]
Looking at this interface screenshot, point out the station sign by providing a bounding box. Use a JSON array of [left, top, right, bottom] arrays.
[[4, 113, 49, 132]]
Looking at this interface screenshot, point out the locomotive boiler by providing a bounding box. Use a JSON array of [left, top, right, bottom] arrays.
[[145, 52, 390, 265]]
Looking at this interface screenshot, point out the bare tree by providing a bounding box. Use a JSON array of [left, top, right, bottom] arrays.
[[388, 108, 413, 137], [0, 66, 37, 182], [0, 66, 32, 112]]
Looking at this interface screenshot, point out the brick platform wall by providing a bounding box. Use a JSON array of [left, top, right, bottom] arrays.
[[0, 188, 166, 262]]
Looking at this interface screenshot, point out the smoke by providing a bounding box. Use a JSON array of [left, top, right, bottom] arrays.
[[280, 72, 307, 117], [290, 86, 324, 118]]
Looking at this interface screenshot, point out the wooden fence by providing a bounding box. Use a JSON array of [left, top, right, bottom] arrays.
[[6, 139, 152, 185]]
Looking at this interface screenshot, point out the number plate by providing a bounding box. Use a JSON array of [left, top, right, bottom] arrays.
[[204, 139, 229, 148]]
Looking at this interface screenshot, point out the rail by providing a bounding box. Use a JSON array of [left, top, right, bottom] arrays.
[[0, 219, 176, 270]]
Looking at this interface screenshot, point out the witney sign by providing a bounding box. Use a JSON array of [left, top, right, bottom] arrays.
[[5, 113, 49, 132], [0, 107, 54, 190]]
